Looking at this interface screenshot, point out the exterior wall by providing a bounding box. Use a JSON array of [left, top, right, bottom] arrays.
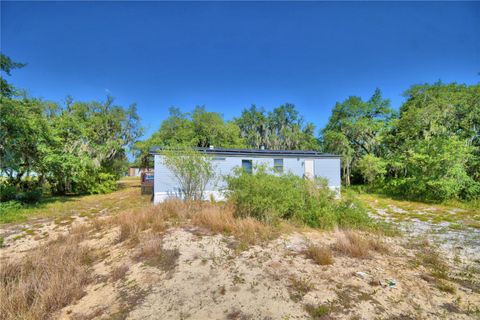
[[153, 154, 341, 204]]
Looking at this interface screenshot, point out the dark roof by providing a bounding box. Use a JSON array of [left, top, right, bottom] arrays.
[[149, 146, 339, 158]]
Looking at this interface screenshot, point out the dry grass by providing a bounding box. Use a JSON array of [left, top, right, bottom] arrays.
[[133, 234, 180, 271], [0, 235, 95, 320], [334, 230, 388, 259], [303, 243, 334, 265], [111, 264, 130, 282], [112, 206, 168, 244], [190, 203, 278, 249]]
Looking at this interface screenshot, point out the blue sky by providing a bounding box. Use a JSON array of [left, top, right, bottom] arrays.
[[2, 1, 479, 139]]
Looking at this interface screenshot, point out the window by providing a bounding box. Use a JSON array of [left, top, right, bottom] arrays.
[[242, 160, 253, 174], [213, 157, 226, 161], [273, 159, 284, 173]]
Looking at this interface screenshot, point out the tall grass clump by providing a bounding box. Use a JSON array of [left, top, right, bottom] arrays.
[[225, 166, 372, 229], [0, 235, 94, 320]]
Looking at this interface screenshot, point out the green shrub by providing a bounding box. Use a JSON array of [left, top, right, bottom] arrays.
[[16, 188, 42, 203], [0, 184, 17, 202], [225, 166, 372, 229], [0, 200, 22, 214], [85, 172, 118, 194]]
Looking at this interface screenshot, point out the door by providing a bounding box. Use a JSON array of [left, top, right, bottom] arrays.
[[304, 159, 314, 180]]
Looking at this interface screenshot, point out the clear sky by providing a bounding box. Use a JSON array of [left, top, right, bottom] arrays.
[[1, 1, 479, 139]]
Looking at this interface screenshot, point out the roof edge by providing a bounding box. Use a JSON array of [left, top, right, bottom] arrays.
[[148, 146, 340, 158]]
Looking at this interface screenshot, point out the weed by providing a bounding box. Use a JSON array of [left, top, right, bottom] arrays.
[[304, 303, 332, 319], [304, 243, 334, 265], [436, 280, 456, 294], [413, 241, 449, 280], [288, 276, 314, 302]]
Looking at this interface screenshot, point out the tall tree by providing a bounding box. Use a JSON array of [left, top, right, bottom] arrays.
[[321, 89, 396, 185], [384, 82, 480, 199], [235, 103, 319, 150]]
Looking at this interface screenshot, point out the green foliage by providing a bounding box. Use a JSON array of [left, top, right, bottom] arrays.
[[16, 188, 43, 204], [357, 154, 387, 185], [321, 89, 396, 185], [383, 83, 480, 201], [135, 106, 245, 167], [0, 201, 22, 215], [0, 184, 17, 202], [80, 172, 118, 195], [0, 55, 142, 200], [1, 54, 26, 98], [235, 104, 319, 150], [162, 148, 216, 201], [225, 166, 372, 229], [385, 136, 479, 201]]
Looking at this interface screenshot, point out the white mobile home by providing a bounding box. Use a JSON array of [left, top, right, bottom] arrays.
[[150, 147, 341, 204]]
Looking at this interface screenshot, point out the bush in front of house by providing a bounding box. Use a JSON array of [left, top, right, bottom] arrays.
[[225, 166, 372, 229]]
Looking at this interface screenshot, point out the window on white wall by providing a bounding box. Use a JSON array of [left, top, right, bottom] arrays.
[[273, 159, 283, 173], [242, 160, 253, 174]]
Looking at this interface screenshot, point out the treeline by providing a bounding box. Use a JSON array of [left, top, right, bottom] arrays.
[[1, 55, 142, 202], [2, 53, 479, 202], [136, 87, 480, 202]]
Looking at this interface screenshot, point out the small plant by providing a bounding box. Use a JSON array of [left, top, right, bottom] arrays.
[[111, 264, 129, 282], [304, 243, 334, 265], [304, 303, 331, 319], [436, 280, 456, 294], [288, 276, 314, 302], [334, 230, 387, 259]]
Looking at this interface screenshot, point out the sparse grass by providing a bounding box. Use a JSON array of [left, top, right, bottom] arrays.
[[355, 191, 480, 229], [334, 230, 388, 259], [304, 303, 332, 319], [303, 243, 334, 265], [412, 240, 449, 280], [436, 279, 456, 294], [133, 235, 179, 271], [111, 264, 129, 282], [288, 276, 314, 302], [0, 234, 95, 320]]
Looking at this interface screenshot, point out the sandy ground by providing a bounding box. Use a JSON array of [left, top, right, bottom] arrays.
[[3, 221, 479, 319], [368, 204, 480, 262]]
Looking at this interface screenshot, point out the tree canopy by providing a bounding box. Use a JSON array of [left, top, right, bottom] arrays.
[[235, 104, 319, 150], [1, 55, 143, 199]]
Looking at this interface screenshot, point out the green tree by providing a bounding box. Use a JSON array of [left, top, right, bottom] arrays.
[[321, 89, 396, 185], [389, 82, 480, 182], [162, 148, 216, 201], [0, 54, 26, 98], [386, 136, 478, 200], [135, 106, 245, 167], [235, 103, 319, 150], [357, 154, 387, 185]]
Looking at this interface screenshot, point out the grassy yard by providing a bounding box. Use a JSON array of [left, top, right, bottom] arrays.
[[0, 177, 151, 224]]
